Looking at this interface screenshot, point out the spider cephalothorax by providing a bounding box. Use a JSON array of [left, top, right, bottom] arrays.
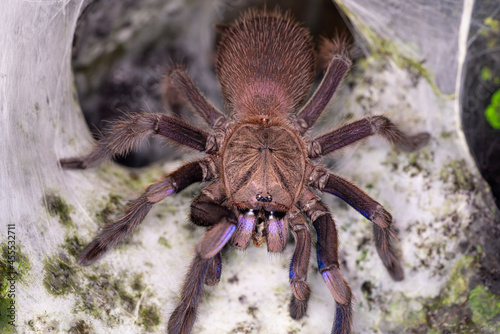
[[61, 9, 429, 334]]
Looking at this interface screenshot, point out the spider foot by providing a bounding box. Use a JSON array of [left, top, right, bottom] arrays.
[[373, 225, 404, 281], [331, 302, 353, 334], [290, 294, 309, 320], [397, 132, 431, 152], [289, 279, 310, 319], [78, 238, 109, 266], [59, 157, 86, 169]]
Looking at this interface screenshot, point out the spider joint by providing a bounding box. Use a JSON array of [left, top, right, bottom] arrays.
[[307, 140, 322, 159]]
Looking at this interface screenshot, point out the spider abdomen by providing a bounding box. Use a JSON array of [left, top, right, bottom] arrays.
[[216, 10, 315, 118], [222, 123, 307, 212]]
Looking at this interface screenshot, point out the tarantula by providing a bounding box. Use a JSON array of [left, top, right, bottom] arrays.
[[61, 9, 429, 334]]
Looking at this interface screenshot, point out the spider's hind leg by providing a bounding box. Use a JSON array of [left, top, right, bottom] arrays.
[[311, 171, 404, 281]]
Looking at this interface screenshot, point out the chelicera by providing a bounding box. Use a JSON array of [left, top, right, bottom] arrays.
[[61, 9, 429, 334]]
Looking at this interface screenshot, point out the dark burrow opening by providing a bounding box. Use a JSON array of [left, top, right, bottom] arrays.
[[71, 0, 353, 167]]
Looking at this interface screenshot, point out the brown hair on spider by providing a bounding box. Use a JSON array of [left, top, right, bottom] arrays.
[[60, 8, 429, 334]]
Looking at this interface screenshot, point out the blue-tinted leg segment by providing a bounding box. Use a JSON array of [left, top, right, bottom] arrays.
[[332, 302, 353, 334]]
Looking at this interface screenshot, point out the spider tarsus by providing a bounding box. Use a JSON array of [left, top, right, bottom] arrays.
[[168, 305, 198, 334], [78, 239, 107, 266], [290, 294, 309, 320], [318, 34, 352, 71], [59, 158, 87, 169], [398, 132, 431, 152], [373, 225, 405, 281], [168, 255, 209, 334], [332, 302, 353, 334]]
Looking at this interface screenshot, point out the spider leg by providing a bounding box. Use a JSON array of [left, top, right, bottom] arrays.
[[169, 190, 237, 334], [307, 115, 430, 159], [60, 113, 213, 169], [310, 169, 404, 281], [78, 160, 209, 265], [294, 37, 352, 135], [298, 189, 353, 334], [288, 209, 312, 320], [167, 66, 228, 129]]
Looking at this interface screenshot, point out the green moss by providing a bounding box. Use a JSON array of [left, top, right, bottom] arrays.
[[469, 285, 500, 329], [78, 272, 140, 321], [68, 320, 93, 334], [158, 236, 172, 248], [482, 67, 493, 81], [386, 293, 426, 328], [0, 243, 30, 286], [440, 130, 452, 139], [0, 296, 16, 334], [484, 17, 500, 33], [43, 254, 77, 296], [355, 248, 369, 268], [441, 256, 473, 306], [63, 235, 84, 259], [439, 159, 475, 192], [131, 273, 144, 292], [417, 256, 482, 333], [44, 193, 73, 227], [0, 243, 29, 331], [137, 303, 161, 330], [485, 89, 500, 129]]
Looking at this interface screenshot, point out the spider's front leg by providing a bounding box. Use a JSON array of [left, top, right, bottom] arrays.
[[78, 159, 213, 265], [168, 182, 237, 334], [60, 112, 213, 169], [310, 169, 403, 281], [288, 209, 312, 320], [299, 190, 353, 334]]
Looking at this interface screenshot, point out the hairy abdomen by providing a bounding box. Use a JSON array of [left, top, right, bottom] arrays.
[[216, 10, 315, 117]]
